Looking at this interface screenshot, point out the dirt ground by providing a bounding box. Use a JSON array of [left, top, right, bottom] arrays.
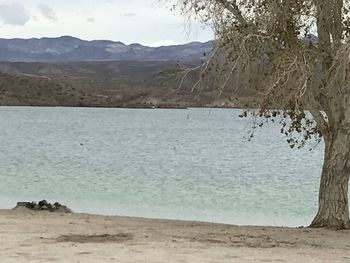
[[0, 209, 349, 262]]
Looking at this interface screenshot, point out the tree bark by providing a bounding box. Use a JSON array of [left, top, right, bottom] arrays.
[[310, 128, 350, 229]]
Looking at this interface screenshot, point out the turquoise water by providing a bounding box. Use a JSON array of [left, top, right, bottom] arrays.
[[0, 107, 325, 226]]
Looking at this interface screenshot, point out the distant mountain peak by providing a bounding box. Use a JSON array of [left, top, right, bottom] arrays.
[[0, 36, 213, 62]]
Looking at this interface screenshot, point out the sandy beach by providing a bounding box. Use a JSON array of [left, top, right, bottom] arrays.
[[0, 209, 349, 262]]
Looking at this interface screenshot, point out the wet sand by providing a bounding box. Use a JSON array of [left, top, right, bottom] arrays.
[[0, 209, 349, 262]]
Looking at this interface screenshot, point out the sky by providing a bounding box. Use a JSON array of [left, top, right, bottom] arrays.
[[0, 0, 213, 46]]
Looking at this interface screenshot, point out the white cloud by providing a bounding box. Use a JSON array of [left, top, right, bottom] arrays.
[[38, 4, 57, 21], [0, 0, 213, 45], [87, 17, 95, 23], [123, 12, 136, 17], [0, 3, 30, 25]]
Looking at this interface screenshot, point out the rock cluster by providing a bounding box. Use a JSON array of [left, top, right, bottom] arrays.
[[14, 200, 73, 213]]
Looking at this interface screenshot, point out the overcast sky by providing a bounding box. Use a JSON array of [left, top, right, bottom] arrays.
[[0, 0, 213, 46]]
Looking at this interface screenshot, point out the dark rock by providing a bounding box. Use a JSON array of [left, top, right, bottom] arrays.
[[55, 206, 73, 213], [54, 204, 73, 213], [16, 202, 32, 209], [38, 200, 48, 207], [14, 200, 73, 213], [40, 205, 48, 210]]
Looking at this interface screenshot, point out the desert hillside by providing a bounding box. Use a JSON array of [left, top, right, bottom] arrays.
[[0, 36, 259, 108], [0, 60, 255, 108]]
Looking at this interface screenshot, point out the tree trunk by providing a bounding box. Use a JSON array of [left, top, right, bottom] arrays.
[[310, 128, 350, 229]]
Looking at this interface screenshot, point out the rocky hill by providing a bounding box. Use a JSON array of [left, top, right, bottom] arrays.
[[0, 60, 254, 108], [0, 36, 257, 108]]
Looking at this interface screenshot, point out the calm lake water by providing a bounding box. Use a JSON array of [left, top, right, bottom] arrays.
[[0, 107, 326, 227]]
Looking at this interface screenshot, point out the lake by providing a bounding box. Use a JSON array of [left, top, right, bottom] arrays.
[[0, 107, 326, 227]]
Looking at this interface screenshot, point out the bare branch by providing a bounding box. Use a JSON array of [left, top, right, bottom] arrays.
[[216, 0, 249, 28]]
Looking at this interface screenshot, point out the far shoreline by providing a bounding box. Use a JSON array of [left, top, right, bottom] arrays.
[[0, 105, 245, 110]]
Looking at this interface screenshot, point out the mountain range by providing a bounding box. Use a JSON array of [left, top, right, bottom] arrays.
[[0, 36, 255, 108], [0, 36, 212, 62]]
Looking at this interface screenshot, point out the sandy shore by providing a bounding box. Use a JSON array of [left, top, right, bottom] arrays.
[[0, 209, 350, 262]]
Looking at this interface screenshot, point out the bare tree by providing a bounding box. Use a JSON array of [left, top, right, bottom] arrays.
[[172, 0, 350, 229]]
